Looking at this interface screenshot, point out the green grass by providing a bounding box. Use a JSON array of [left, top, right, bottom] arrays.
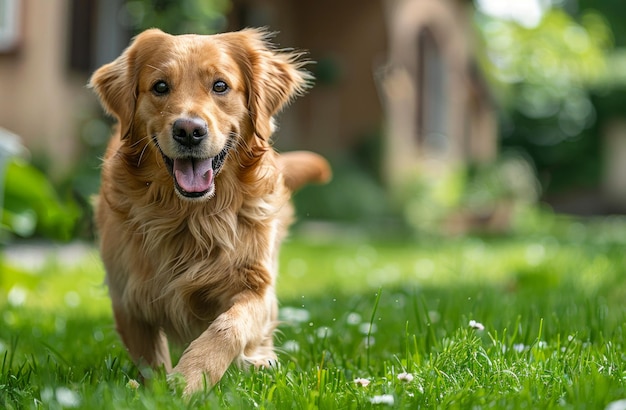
[[1, 222, 626, 409]]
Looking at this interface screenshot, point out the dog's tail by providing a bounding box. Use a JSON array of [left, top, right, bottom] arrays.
[[279, 151, 332, 191]]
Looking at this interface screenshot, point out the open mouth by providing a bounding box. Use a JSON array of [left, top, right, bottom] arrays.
[[155, 138, 231, 199]]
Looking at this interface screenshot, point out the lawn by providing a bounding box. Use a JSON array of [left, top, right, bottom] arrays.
[[1, 218, 626, 409]]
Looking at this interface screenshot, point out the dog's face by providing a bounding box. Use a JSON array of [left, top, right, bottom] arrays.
[[90, 29, 310, 200], [134, 33, 247, 199]]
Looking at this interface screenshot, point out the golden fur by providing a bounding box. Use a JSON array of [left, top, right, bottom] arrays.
[[89, 28, 330, 394]]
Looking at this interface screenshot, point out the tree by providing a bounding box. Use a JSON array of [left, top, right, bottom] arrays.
[[123, 0, 231, 35], [475, 5, 621, 195]]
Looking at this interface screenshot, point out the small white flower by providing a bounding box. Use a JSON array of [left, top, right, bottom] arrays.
[[279, 307, 310, 324], [428, 310, 441, 323], [7, 286, 27, 307], [606, 399, 626, 410], [64, 291, 81, 308], [513, 343, 526, 353], [126, 379, 140, 390], [370, 394, 395, 405], [316, 327, 333, 338], [397, 372, 414, 382], [55, 387, 81, 408], [354, 378, 371, 387], [359, 322, 378, 335], [469, 320, 485, 331], [282, 340, 300, 353], [346, 312, 362, 325]]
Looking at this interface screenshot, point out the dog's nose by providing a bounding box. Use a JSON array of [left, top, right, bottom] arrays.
[[172, 118, 208, 147]]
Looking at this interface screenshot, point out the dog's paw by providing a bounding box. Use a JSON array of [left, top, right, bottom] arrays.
[[168, 370, 212, 396], [246, 353, 279, 370], [166, 372, 187, 395], [256, 357, 279, 369]]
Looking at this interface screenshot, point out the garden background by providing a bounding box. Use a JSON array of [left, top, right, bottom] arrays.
[[2, 0, 626, 408]]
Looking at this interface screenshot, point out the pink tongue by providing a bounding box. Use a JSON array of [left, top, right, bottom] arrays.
[[173, 157, 214, 193]]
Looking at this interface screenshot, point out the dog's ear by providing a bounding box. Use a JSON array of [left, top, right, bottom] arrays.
[[233, 29, 313, 142], [89, 29, 167, 139]]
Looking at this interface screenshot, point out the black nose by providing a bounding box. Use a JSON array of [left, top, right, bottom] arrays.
[[172, 118, 208, 147]]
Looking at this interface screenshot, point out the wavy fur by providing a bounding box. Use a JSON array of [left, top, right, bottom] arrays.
[[90, 28, 330, 394]]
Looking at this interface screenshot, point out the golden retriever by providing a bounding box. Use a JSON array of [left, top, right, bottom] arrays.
[[89, 28, 330, 394]]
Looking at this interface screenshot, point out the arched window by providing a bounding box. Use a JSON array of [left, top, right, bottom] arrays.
[[416, 27, 449, 157]]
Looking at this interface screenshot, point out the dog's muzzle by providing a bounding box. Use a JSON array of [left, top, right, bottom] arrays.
[[154, 117, 231, 199]]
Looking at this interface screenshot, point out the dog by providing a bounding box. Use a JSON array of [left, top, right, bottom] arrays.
[[89, 28, 330, 394]]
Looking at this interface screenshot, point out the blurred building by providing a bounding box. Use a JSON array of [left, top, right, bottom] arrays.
[[230, 0, 497, 192], [0, 0, 126, 177], [0, 0, 496, 186], [229, 0, 388, 155]]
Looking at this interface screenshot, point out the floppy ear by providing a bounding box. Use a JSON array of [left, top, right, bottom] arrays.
[[89, 29, 166, 139], [234, 29, 313, 142]]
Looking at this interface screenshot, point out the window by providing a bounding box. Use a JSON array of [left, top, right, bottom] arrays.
[[68, 0, 97, 72], [0, 0, 21, 53], [68, 0, 130, 73], [416, 27, 449, 157]]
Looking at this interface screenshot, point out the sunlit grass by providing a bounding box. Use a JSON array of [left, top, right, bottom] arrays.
[[1, 223, 626, 408]]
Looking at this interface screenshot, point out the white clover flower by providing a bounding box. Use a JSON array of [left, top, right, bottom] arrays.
[[55, 387, 81, 408], [605, 398, 626, 410], [126, 379, 140, 390], [279, 307, 311, 324], [397, 372, 414, 382], [7, 286, 27, 307], [346, 312, 362, 325], [359, 322, 378, 335], [513, 343, 526, 353], [469, 320, 485, 331], [354, 378, 371, 387], [316, 327, 333, 338], [282, 340, 300, 353], [370, 394, 395, 405]]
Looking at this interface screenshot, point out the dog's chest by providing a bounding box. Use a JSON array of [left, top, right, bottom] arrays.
[[109, 182, 285, 341], [118, 215, 241, 331], [124, 253, 236, 340]]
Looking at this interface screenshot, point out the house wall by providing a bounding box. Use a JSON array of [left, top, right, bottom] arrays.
[[2, 0, 388, 177], [290, 0, 387, 152], [381, 0, 496, 190], [0, 0, 96, 178], [229, 0, 387, 153], [0, 0, 495, 188], [603, 119, 626, 209]]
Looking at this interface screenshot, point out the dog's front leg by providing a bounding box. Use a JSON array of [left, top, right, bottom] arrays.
[[171, 290, 276, 394], [112, 304, 172, 375]]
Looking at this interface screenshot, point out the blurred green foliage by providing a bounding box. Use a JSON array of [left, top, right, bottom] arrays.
[[400, 152, 541, 236], [475, 6, 625, 195], [477, 9, 612, 99], [576, 0, 626, 48], [1, 159, 80, 242], [293, 155, 393, 225], [123, 0, 230, 34]]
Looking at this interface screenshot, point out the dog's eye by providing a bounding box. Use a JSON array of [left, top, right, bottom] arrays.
[[152, 81, 170, 95], [212, 80, 229, 94]]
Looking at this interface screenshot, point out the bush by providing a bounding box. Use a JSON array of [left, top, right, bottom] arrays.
[[401, 152, 541, 235], [292, 155, 397, 225], [1, 158, 80, 243]]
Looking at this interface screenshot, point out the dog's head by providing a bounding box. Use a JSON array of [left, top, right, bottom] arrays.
[[90, 28, 311, 200]]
